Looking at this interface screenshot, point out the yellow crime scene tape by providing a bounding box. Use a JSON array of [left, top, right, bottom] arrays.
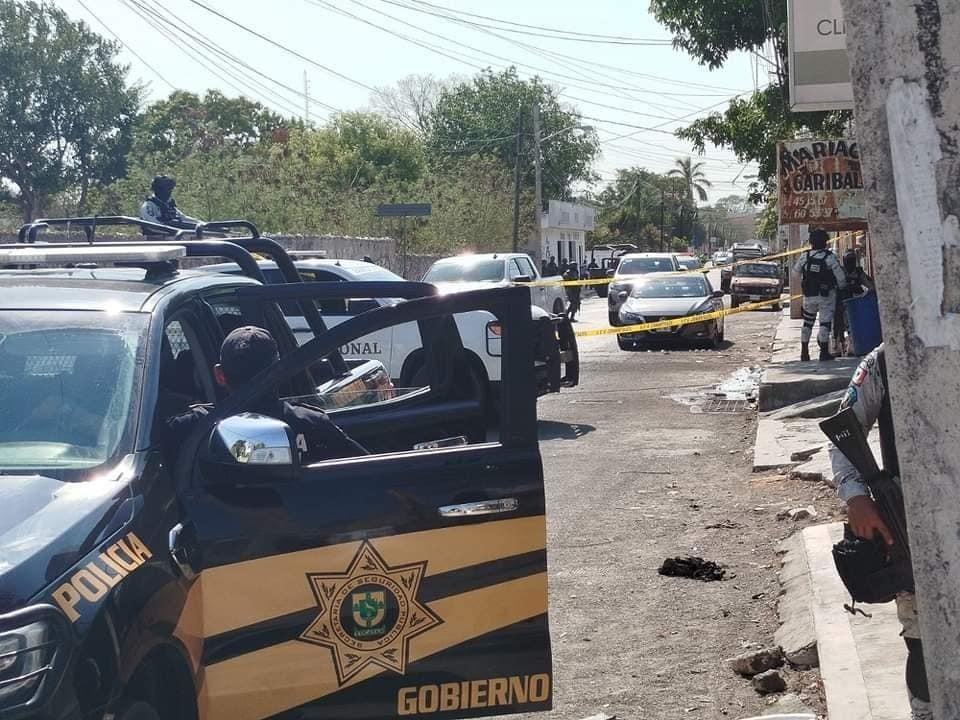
[[573, 294, 801, 338], [531, 233, 859, 289]]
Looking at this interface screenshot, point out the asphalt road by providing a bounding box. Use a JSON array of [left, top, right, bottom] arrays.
[[498, 291, 833, 720]]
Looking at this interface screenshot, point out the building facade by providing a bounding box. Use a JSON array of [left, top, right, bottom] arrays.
[[536, 200, 595, 268]]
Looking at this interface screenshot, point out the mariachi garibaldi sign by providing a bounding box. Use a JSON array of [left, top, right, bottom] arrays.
[[777, 139, 866, 225]]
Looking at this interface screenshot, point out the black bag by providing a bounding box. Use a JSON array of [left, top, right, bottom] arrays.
[[832, 524, 914, 604]]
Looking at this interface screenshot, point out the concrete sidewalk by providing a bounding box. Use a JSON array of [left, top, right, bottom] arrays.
[[760, 308, 860, 412], [801, 523, 909, 720]]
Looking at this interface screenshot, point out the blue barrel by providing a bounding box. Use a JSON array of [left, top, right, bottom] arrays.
[[844, 292, 883, 356]]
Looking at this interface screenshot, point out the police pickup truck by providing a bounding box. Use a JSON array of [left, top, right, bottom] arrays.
[[0, 217, 553, 720], [422, 253, 568, 316], [199, 257, 578, 405]]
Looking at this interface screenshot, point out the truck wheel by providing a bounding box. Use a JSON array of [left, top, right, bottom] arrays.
[[552, 298, 565, 316], [616, 335, 635, 351], [730, 297, 740, 309], [116, 701, 161, 720], [608, 311, 619, 326]]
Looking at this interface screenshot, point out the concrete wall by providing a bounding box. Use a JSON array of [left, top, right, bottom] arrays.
[[841, 1, 960, 713], [1, 230, 442, 280]]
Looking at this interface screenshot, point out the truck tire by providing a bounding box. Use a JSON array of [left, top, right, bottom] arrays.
[[552, 298, 565, 316], [608, 311, 619, 326], [730, 296, 740, 309]]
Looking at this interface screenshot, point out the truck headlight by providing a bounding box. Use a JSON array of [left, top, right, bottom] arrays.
[[0, 621, 54, 705]]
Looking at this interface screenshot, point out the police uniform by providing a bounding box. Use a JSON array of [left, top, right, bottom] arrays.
[[829, 345, 931, 719], [792, 248, 846, 354], [139, 195, 200, 235], [163, 398, 367, 466]]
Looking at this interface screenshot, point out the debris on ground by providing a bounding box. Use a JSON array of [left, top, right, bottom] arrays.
[[658, 556, 728, 582], [751, 669, 787, 694], [728, 646, 784, 677], [709, 366, 764, 402], [777, 506, 818, 521], [789, 447, 820, 462], [705, 520, 742, 530]]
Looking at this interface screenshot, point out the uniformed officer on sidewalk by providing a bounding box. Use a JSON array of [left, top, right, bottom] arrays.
[[829, 343, 930, 719], [139, 175, 201, 235], [163, 326, 367, 465], [793, 228, 847, 361]]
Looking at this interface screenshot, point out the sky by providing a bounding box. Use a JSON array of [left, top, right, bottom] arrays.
[[53, 0, 767, 203]]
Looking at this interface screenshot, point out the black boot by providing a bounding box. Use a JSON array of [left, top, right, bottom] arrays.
[[800, 342, 810, 361], [818, 342, 834, 361]]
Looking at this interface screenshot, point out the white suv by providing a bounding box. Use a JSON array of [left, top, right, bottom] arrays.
[[607, 252, 681, 325]]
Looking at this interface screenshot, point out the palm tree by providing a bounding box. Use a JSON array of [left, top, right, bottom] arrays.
[[668, 157, 712, 203]]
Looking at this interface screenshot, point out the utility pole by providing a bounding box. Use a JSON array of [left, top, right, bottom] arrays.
[[303, 70, 310, 124], [841, 1, 960, 714], [659, 188, 666, 252], [511, 102, 522, 253], [532, 101, 543, 259]]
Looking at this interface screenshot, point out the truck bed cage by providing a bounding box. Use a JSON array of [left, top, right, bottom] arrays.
[[16, 215, 344, 376]]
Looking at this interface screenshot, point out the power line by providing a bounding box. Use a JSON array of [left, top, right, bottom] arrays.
[[402, 0, 672, 44], [182, 0, 376, 92], [78, 0, 177, 90], [121, 0, 307, 118], [139, 0, 341, 114]]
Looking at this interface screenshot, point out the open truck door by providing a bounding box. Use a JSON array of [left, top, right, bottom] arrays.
[[170, 285, 552, 720]]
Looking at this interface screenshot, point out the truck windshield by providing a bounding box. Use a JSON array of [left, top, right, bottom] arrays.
[[0, 311, 147, 476], [736, 263, 779, 277], [423, 260, 504, 283], [617, 257, 675, 275]]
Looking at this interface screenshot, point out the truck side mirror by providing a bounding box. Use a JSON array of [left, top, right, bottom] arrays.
[[209, 413, 295, 466], [513, 275, 532, 283]]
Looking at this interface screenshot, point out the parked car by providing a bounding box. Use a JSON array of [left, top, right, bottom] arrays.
[[423, 253, 568, 316], [729, 260, 784, 310], [712, 250, 733, 266], [606, 252, 682, 325], [615, 273, 725, 350], [675, 254, 703, 272]]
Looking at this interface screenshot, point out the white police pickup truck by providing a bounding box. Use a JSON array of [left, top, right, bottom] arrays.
[[201, 258, 578, 402], [422, 253, 569, 316]]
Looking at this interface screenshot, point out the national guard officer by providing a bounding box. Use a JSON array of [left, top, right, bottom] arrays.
[[139, 175, 201, 235], [163, 326, 367, 465], [829, 344, 930, 719], [793, 228, 847, 361]]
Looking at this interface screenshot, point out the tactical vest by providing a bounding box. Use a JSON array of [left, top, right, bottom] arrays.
[[801, 250, 838, 297]]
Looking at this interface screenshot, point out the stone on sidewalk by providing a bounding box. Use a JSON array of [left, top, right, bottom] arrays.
[[728, 646, 784, 677], [752, 669, 787, 694]]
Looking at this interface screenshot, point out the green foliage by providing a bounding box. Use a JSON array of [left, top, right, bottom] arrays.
[[649, 0, 785, 70], [0, 0, 141, 220], [427, 67, 599, 202], [593, 167, 689, 249], [649, 0, 849, 201], [668, 156, 712, 203]]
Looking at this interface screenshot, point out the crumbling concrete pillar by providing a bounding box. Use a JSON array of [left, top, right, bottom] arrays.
[[840, 1, 960, 715]]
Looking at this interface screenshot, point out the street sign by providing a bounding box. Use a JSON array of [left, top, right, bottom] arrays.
[[777, 138, 866, 226], [375, 203, 432, 218], [787, 0, 854, 112]]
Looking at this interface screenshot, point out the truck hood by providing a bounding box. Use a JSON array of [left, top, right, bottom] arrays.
[[622, 296, 709, 316], [731, 277, 780, 287], [0, 468, 133, 613], [430, 281, 507, 294]]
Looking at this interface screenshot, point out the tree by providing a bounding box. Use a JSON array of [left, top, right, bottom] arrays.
[[714, 194, 753, 216], [0, 1, 141, 220], [370, 74, 448, 137], [427, 67, 599, 202], [668, 157, 712, 203], [594, 167, 686, 249], [649, 0, 849, 199]]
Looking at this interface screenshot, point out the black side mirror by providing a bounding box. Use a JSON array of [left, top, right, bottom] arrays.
[[513, 275, 532, 283], [711, 290, 724, 298]]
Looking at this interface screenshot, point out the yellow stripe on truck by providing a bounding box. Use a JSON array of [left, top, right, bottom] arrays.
[[199, 573, 549, 720]]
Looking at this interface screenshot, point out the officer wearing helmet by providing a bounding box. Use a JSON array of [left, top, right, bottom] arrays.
[[792, 228, 847, 361], [139, 175, 200, 235], [842, 248, 876, 297]]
